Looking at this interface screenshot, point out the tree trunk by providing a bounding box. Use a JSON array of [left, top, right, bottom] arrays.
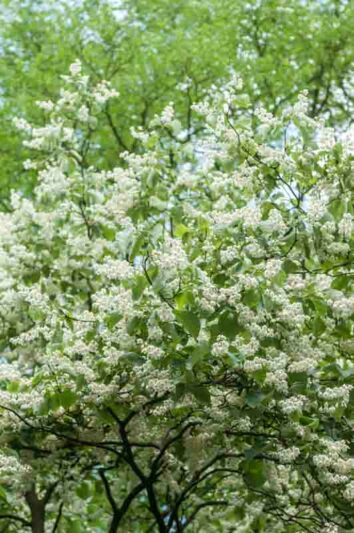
[[25, 486, 45, 533], [109, 513, 120, 533]]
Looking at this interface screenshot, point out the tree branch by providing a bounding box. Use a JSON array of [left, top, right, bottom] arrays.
[[0, 515, 31, 528]]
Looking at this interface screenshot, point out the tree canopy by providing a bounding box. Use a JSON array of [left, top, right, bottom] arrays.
[[0, 1, 353, 532]]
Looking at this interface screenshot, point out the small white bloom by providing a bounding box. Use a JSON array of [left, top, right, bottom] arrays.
[[69, 59, 82, 76]]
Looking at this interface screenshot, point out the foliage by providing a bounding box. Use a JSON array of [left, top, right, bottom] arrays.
[[0, 1, 353, 532]]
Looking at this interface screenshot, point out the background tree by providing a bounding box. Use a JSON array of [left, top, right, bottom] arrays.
[[0, 1, 353, 532], [0, 0, 353, 196]]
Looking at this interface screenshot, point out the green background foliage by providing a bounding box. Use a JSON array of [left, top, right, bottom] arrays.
[[0, 1, 353, 532], [0, 0, 353, 197]]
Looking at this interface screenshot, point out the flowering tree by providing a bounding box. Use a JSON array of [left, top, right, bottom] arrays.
[[0, 62, 353, 532]]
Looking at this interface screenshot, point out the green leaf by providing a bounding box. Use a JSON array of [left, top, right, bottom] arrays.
[[85, 329, 97, 343], [189, 385, 211, 404], [242, 459, 267, 488], [349, 388, 354, 407], [289, 372, 308, 394], [244, 447, 259, 460], [243, 289, 259, 309], [28, 308, 45, 321], [191, 341, 210, 365], [105, 312, 122, 329], [76, 481, 90, 500], [101, 225, 116, 241], [331, 276, 350, 290], [175, 291, 193, 310], [130, 235, 145, 259], [6, 381, 20, 392], [175, 383, 186, 400], [66, 520, 83, 533], [175, 310, 200, 338], [236, 94, 250, 108], [218, 312, 241, 340], [132, 275, 147, 300], [174, 223, 190, 237], [334, 320, 352, 339], [311, 297, 328, 315], [282, 259, 299, 273], [299, 416, 319, 429], [0, 485, 8, 501], [313, 316, 326, 335], [245, 390, 264, 407], [329, 199, 345, 220], [126, 316, 142, 335], [58, 390, 77, 409]]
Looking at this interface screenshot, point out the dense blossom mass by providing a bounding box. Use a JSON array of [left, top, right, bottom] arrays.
[[0, 58, 353, 532]]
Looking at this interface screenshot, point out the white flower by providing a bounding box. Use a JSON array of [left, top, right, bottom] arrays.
[[95, 258, 135, 281], [23, 159, 37, 170], [275, 446, 300, 463], [36, 100, 54, 112], [152, 237, 188, 272], [0, 453, 32, 486], [220, 246, 238, 265], [160, 103, 175, 125], [264, 259, 282, 279], [279, 395, 306, 415], [261, 209, 286, 233], [338, 213, 353, 240], [319, 385, 352, 406], [69, 59, 82, 76], [212, 336, 229, 357], [78, 104, 90, 122], [307, 193, 328, 221], [13, 117, 31, 132], [332, 297, 354, 319], [93, 81, 119, 104], [344, 481, 354, 501]]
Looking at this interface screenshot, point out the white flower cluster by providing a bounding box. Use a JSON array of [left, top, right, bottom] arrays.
[[264, 259, 282, 279], [263, 350, 289, 393], [93, 80, 119, 105], [36, 99, 55, 112], [160, 103, 175, 126], [274, 446, 300, 463], [69, 60, 82, 76], [23, 121, 75, 151], [152, 237, 189, 272], [0, 363, 21, 381], [243, 356, 265, 373], [338, 213, 353, 239], [322, 525, 339, 533], [278, 302, 305, 328], [220, 246, 238, 265], [141, 343, 164, 360], [238, 337, 259, 357], [318, 384, 352, 408], [307, 193, 328, 221], [0, 453, 32, 486], [313, 439, 354, 491], [93, 286, 135, 317], [212, 336, 229, 357], [95, 258, 135, 281], [332, 297, 354, 319], [344, 481, 354, 501], [279, 395, 306, 415]]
